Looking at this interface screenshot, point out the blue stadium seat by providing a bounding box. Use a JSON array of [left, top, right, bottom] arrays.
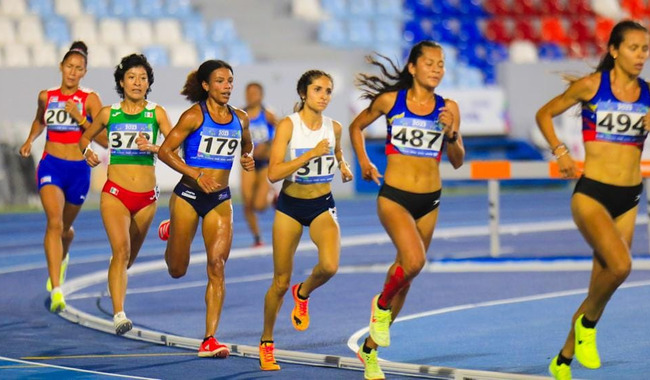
[[43, 16, 70, 47], [29, 0, 55, 16], [318, 19, 347, 48], [110, 0, 136, 18], [404, 0, 435, 16], [438, 0, 460, 16], [457, 0, 487, 16], [374, 18, 401, 44], [403, 18, 434, 44], [486, 41, 509, 64], [376, 0, 403, 17], [372, 42, 403, 61], [199, 43, 226, 61], [210, 19, 237, 44], [439, 42, 458, 66], [434, 18, 459, 44], [321, 0, 347, 18], [348, 0, 373, 17], [227, 43, 254, 65], [458, 20, 485, 44], [455, 64, 484, 87], [138, 0, 164, 19], [142, 45, 169, 66], [84, 0, 109, 18], [165, 0, 193, 17], [538, 42, 565, 60], [183, 19, 207, 43], [348, 19, 373, 47]]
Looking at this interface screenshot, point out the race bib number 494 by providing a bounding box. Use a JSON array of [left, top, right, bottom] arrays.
[[596, 102, 648, 144], [390, 117, 443, 157]]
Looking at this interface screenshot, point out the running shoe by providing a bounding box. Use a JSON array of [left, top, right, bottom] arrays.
[[290, 283, 309, 331], [49, 288, 66, 313], [114, 311, 133, 335], [369, 294, 391, 347], [574, 314, 600, 369], [46, 253, 70, 291], [259, 341, 280, 371], [549, 355, 572, 380], [158, 219, 170, 241], [357, 345, 385, 380], [198, 336, 229, 358]]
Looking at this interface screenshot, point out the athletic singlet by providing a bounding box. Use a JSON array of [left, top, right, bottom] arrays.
[[247, 107, 274, 144], [44, 87, 92, 144], [582, 70, 650, 148], [107, 102, 159, 166], [285, 112, 336, 184], [385, 89, 446, 161], [183, 102, 242, 170]]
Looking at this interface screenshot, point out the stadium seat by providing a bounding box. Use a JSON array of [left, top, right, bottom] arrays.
[[568, 18, 594, 44], [321, 0, 347, 18], [509, 39, 538, 63], [170, 42, 197, 67], [435, 18, 460, 44], [165, 0, 194, 18], [486, 41, 509, 65], [457, 0, 486, 17], [88, 44, 113, 67], [210, 19, 237, 44], [482, 0, 509, 16], [4, 44, 31, 67], [113, 43, 140, 60], [198, 43, 225, 61], [348, 19, 374, 47], [621, 0, 646, 17], [71, 17, 98, 44], [403, 18, 434, 43], [374, 18, 401, 44], [439, 42, 458, 66], [17, 16, 44, 45], [458, 19, 485, 44], [511, 0, 538, 16], [154, 19, 183, 45], [226, 43, 254, 65], [0, 18, 16, 46], [376, 0, 402, 17], [455, 64, 484, 88], [566, 41, 597, 58], [99, 18, 126, 46], [142, 44, 169, 66], [348, 0, 373, 17], [539, 0, 564, 15], [0, 0, 27, 17], [28, 0, 54, 16], [43, 16, 70, 47], [31, 42, 57, 66], [318, 19, 347, 47], [110, 0, 136, 18], [538, 42, 565, 60], [484, 18, 511, 44], [595, 17, 615, 46], [138, 0, 164, 19], [372, 42, 403, 61], [512, 18, 539, 42], [566, 0, 593, 15], [126, 19, 154, 46], [83, 0, 109, 18], [54, 0, 83, 17], [540, 17, 569, 46], [183, 18, 207, 43]]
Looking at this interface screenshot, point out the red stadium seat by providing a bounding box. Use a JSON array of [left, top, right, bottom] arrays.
[[595, 17, 615, 46], [484, 18, 512, 43], [566, 0, 593, 15], [513, 18, 539, 42], [568, 18, 594, 44], [483, 0, 510, 16], [540, 17, 569, 46], [539, 0, 564, 15], [511, 0, 538, 16], [622, 0, 647, 18]]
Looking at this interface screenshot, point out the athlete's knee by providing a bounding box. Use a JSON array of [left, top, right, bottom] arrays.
[[46, 218, 64, 234], [206, 256, 226, 277], [62, 225, 75, 241], [609, 258, 631, 282], [272, 274, 291, 295], [318, 259, 338, 278], [253, 198, 268, 212], [402, 255, 426, 277], [167, 263, 187, 279]]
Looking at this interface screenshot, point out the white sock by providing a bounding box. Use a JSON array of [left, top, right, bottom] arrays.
[[51, 287, 62, 295], [114, 311, 126, 321]]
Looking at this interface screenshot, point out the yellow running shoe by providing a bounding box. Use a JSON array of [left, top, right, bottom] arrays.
[[259, 341, 280, 371], [357, 345, 385, 380], [49, 288, 66, 312], [549, 355, 572, 380], [46, 253, 69, 292], [574, 314, 601, 369], [290, 283, 309, 331], [369, 294, 391, 347]]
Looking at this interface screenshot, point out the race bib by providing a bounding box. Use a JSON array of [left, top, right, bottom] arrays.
[[390, 117, 443, 157], [109, 123, 153, 156], [45, 101, 82, 132], [293, 148, 335, 184], [596, 102, 647, 144], [197, 126, 241, 164]]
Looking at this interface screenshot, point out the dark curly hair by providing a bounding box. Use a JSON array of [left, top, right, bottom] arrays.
[[181, 60, 233, 103], [113, 53, 154, 99]]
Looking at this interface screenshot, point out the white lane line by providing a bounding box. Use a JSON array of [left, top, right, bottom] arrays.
[[67, 272, 274, 300], [0, 356, 158, 379], [346, 279, 650, 354]]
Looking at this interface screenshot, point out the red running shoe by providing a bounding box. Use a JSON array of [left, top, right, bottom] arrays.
[[158, 219, 170, 241], [198, 336, 229, 358]]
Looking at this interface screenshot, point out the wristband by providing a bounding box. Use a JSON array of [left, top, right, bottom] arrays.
[[446, 131, 458, 143], [78, 117, 87, 127], [196, 171, 204, 183], [82, 145, 90, 156]]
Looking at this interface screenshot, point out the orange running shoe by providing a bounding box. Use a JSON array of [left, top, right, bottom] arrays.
[[158, 219, 170, 241], [198, 336, 229, 358], [259, 341, 280, 371], [290, 283, 310, 331]]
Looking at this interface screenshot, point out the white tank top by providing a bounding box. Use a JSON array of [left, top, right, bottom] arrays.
[[286, 112, 336, 184]]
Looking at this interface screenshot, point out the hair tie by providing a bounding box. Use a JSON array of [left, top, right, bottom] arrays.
[[69, 48, 87, 57]]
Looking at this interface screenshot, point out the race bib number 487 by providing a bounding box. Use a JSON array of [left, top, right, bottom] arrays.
[[390, 117, 443, 157]]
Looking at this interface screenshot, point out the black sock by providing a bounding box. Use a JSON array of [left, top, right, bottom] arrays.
[[556, 351, 572, 366], [297, 283, 309, 300], [376, 293, 390, 311], [581, 315, 597, 329], [362, 339, 373, 354], [260, 340, 274, 345], [202, 336, 213, 343], [254, 235, 261, 244]]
